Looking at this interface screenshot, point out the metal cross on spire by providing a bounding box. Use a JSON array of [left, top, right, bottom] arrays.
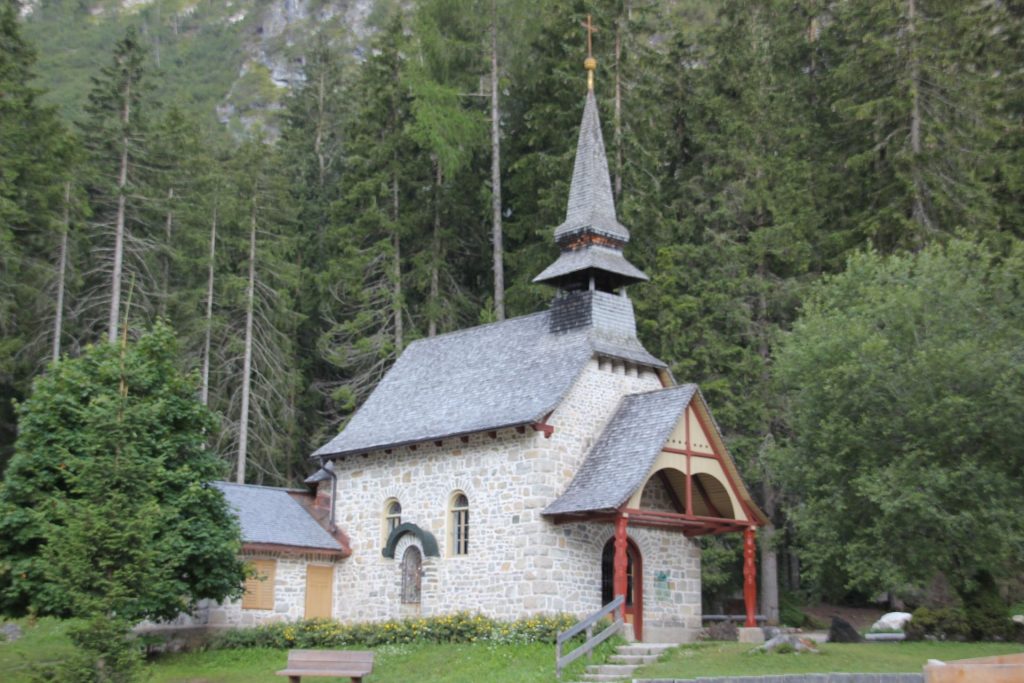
[[581, 14, 599, 91]]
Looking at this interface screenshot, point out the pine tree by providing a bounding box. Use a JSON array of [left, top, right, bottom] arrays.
[[821, 0, 1002, 250], [0, 0, 79, 466], [318, 12, 424, 423], [79, 28, 153, 343]]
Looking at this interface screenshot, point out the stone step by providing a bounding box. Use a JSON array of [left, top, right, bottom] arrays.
[[584, 663, 639, 676], [616, 643, 676, 656], [580, 675, 632, 683], [608, 653, 660, 665]]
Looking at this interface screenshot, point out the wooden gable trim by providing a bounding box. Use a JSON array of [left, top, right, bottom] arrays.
[[687, 397, 767, 525]]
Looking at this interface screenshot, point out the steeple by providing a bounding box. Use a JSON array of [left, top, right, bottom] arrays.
[[533, 27, 647, 294]]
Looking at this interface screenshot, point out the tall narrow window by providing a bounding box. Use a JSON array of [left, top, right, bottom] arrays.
[[383, 498, 401, 545], [450, 492, 469, 556]]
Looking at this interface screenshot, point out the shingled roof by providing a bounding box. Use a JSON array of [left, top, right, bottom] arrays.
[[533, 244, 649, 286], [554, 91, 630, 243], [312, 293, 667, 460], [213, 481, 344, 553], [544, 384, 698, 516]]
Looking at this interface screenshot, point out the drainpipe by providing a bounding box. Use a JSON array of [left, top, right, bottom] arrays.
[[321, 457, 338, 532]]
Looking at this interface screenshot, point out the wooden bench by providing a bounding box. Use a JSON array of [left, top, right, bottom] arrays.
[[275, 649, 374, 682]]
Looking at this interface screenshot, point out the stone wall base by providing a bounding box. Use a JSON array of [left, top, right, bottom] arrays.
[[643, 625, 699, 644], [737, 626, 765, 644]]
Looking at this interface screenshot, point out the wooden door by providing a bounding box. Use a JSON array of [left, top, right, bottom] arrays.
[[304, 564, 334, 619]]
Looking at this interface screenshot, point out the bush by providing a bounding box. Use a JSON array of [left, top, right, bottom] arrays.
[[905, 607, 970, 641], [962, 573, 1015, 641], [209, 612, 579, 651]]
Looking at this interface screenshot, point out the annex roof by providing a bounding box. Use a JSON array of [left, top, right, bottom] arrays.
[[543, 385, 768, 525], [213, 481, 344, 553]]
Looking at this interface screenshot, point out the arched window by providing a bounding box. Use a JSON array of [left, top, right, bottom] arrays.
[[450, 492, 469, 556], [383, 499, 401, 544], [400, 546, 422, 604]]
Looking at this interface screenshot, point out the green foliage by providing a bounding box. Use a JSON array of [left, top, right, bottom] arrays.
[[0, 323, 245, 619], [905, 607, 970, 642], [773, 239, 1024, 600], [47, 616, 145, 683], [209, 612, 578, 650]]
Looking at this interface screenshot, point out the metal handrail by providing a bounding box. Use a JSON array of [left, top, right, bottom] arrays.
[[555, 596, 624, 679]]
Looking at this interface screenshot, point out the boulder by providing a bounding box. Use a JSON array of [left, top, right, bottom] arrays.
[[1, 623, 22, 643], [1012, 614, 1023, 626], [753, 633, 819, 654], [828, 616, 863, 643], [872, 611, 913, 631]]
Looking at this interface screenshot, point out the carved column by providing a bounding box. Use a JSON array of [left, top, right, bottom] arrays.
[[743, 526, 757, 627], [613, 512, 629, 622]]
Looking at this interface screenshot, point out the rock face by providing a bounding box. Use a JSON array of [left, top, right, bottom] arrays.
[[872, 611, 913, 632], [828, 616, 863, 643]]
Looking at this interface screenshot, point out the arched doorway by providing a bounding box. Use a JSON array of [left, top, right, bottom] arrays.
[[601, 537, 643, 641], [400, 546, 422, 604]]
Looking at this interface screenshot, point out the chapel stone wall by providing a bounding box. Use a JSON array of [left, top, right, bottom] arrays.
[[326, 357, 702, 641]]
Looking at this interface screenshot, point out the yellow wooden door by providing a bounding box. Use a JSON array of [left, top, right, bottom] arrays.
[[304, 564, 334, 619]]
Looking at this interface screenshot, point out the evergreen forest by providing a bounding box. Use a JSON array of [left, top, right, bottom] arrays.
[[2, 0, 1022, 612]]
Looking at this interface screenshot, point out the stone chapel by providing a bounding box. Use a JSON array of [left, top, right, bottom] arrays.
[[202, 52, 767, 644]]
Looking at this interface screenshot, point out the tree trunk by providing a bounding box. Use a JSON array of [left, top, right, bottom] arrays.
[[314, 65, 327, 246], [907, 0, 932, 237], [200, 206, 217, 406], [160, 187, 174, 316], [53, 181, 71, 363], [490, 0, 505, 321], [391, 172, 403, 351], [429, 161, 441, 338], [108, 121, 130, 343], [755, 262, 780, 624], [760, 482, 780, 624], [236, 199, 257, 484], [613, 7, 624, 200]]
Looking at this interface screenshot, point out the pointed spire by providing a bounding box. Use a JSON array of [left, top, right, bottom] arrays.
[[554, 91, 630, 244]]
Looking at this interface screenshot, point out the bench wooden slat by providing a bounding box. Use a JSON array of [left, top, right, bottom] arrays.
[[275, 649, 374, 682], [286, 650, 374, 663], [278, 669, 372, 676]]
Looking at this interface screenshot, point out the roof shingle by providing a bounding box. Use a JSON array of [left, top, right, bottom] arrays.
[[543, 384, 698, 516], [213, 481, 343, 552]]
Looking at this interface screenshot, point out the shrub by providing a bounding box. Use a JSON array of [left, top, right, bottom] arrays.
[[208, 612, 579, 651], [905, 607, 970, 641]]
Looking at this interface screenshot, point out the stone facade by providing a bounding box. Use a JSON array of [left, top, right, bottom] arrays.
[[325, 356, 703, 642], [194, 552, 341, 627]]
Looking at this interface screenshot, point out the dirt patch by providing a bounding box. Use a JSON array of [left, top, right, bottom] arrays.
[[802, 604, 886, 632]]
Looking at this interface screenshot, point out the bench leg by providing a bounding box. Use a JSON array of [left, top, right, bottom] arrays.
[[289, 677, 300, 683], [350, 678, 362, 683]]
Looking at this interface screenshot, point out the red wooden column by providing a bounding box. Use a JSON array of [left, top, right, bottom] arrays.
[[743, 526, 757, 627], [613, 512, 629, 623]]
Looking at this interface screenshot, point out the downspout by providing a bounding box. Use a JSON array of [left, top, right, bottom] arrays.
[[321, 457, 338, 533]]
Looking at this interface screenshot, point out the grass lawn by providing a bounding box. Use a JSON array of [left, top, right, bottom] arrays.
[[0, 617, 610, 683], [633, 640, 1024, 678], [149, 641, 601, 683], [0, 617, 78, 682]]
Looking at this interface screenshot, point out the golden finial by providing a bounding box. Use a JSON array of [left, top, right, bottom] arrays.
[[581, 14, 599, 91]]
